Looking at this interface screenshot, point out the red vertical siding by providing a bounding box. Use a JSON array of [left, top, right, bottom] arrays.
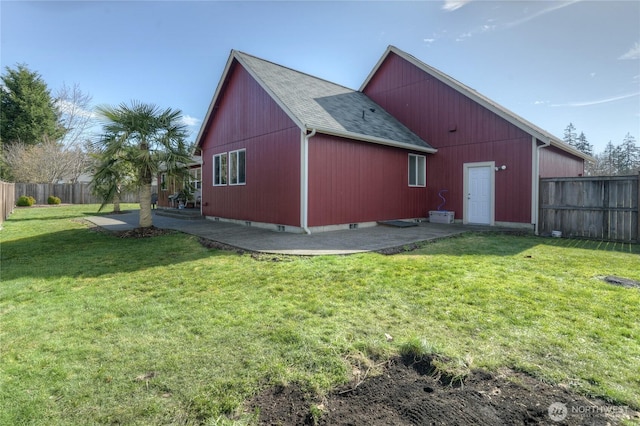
[[364, 52, 536, 224], [199, 62, 301, 226], [539, 145, 584, 177], [426, 139, 533, 223], [308, 134, 428, 226]]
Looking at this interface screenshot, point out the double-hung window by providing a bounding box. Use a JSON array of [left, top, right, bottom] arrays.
[[213, 153, 227, 186], [229, 149, 246, 185], [408, 154, 426, 187]]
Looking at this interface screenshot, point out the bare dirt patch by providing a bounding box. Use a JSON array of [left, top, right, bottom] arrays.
[[198, 237, 246, 254], [603, 275, 640, 289], [247, 357, 636, 425], [75, 219, 175, 238], [114, 226, 175, 238]]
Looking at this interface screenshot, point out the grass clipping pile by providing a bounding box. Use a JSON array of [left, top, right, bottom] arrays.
[[248, 356, 636, 425]]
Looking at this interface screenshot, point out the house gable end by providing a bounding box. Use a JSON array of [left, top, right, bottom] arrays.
[[196, 52, 301, 150], [196, 52, 302, 228], [203, 61, 299, 149], [362, 46, 592, 163], [363, 50, 531, 149]]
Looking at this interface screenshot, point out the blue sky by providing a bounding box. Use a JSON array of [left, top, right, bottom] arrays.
[[1, 0, 638, 153]]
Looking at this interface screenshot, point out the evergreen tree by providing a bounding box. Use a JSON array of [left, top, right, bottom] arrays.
[[617, 133, 639, 174], [0, 64, 65, 146], [575, 131, 593, 156], [563, 123, 577, 147], [602, 141, 618, 175]]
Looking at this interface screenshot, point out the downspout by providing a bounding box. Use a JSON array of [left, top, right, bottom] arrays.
[[301, 128, 316, 234], [532, 136, 551, 235], [197, 158, 203, 217]]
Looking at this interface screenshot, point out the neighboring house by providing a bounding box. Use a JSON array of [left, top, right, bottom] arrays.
[[194, 46, 591, 233], [157, 156, 202, 208]]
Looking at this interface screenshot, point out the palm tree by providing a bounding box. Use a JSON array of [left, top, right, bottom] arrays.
[[91, 101, 192, 228], [91, 148, 134, 214]]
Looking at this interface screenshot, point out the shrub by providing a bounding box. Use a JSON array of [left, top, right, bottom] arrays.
[[16, 195, 36, 207], [47, 195, 61, 205]]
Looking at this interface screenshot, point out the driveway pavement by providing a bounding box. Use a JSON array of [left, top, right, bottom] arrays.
[[86, 210, 481, 255]]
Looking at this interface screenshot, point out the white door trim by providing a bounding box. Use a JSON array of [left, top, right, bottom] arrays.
[[463, 161, 495, 225]]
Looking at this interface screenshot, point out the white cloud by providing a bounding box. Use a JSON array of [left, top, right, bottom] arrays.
[[56, 99, 96, 118], [442, 0, 471, 12], [455, 32, 472, 42], [505, 0, 582, 28], [618, 42, 640, 60], [551, 91, 640, 107], [181, 114, 201, 127], [534, 100, 548, 105], [423, 38, 436, 44], [450, 19, 496, 43]]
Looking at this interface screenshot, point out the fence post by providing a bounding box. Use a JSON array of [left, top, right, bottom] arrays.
[[0, 181, 16, 224], [602, 179, 609, 240]]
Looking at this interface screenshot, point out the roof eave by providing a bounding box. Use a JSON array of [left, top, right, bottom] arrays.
[[194, 51, 238, 149], [548, 139, 596, 162], [360, 45, 394, 92], [306, 125, 437, 154]]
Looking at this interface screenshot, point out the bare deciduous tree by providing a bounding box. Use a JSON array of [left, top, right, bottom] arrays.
[[3, 137, 89, 183], [55, 82, 95, 148]]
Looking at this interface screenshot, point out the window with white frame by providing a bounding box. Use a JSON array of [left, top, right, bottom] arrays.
[[229, 149, 246, 185], [408, 154, 426, 187], [213, 153, 227, 186], [189, 167, 202, 190]]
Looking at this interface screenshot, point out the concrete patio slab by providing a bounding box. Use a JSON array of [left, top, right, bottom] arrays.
[[85, 210, 483, 255]]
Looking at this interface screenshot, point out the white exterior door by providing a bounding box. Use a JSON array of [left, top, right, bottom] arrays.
[[464, 162, 494, 225]]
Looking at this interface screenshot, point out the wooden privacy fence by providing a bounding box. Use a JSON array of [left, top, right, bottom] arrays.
[[0, 181, 16, 225], [14, 183, 157, 205], [539, 174, 639, 243]]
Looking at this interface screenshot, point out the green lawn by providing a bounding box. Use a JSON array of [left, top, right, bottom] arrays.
[[1, 205, 639, 425]]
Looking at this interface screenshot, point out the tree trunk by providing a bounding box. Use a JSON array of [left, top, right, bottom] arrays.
[[139, 183, 153, 228], [113, 189, 121, 213]]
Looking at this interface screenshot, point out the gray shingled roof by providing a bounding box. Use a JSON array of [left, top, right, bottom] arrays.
[[235, 51, 434, 151]]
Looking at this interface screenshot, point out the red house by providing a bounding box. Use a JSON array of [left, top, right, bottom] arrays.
[[195, 47, 591, 233]]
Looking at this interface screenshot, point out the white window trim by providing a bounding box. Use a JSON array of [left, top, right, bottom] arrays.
[[408, 154, 426, 187], [213, 153, 227, 186], [190, 168, 202, 190], [229, 149, 246, 186]]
